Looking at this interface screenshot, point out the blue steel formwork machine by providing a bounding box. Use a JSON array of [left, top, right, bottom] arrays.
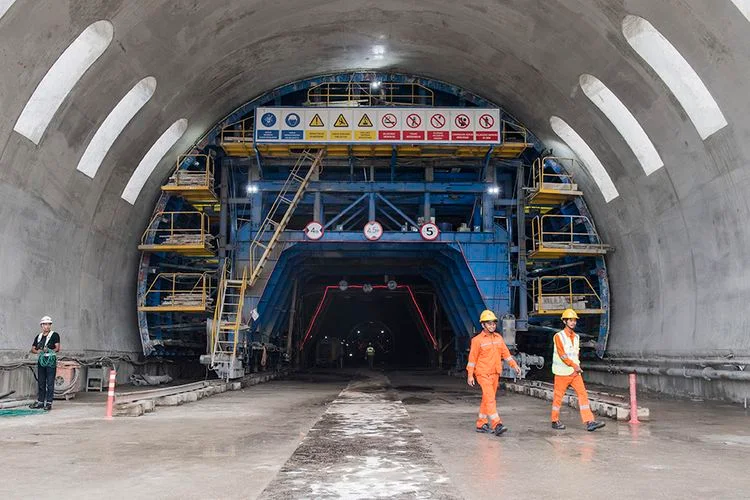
[[134, 72, 611, 379]]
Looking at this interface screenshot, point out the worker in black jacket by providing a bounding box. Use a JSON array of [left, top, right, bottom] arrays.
[[30, 316, 61, 411]]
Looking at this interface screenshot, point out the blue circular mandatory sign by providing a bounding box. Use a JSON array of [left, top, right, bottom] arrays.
[[261, 112, 277, 127], [285, 113, 301, 128]]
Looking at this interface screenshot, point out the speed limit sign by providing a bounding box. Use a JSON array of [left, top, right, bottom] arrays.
[[363, 221, 384, 241], [420, 222, 440, 241]]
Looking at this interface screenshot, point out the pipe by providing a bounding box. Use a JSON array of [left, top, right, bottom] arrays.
[[601, 356, 750, 367], [584, 363, 750, 381]]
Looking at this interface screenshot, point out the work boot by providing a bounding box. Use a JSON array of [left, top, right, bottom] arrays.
[[43, 403, 52, 412], [551, 421, 566, 430], [29, 401, 43, 409], [493, 423, 508, 436], [475, 423, 491, 433], [586, 420, 605, 432]]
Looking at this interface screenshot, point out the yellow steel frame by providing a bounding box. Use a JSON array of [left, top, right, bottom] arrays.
[[527, 156, 583, 205], [220, 118, 530, 159], [529, 214, 609, 259], [210, 263, 248, 375], [161, 154, 218, 204], [138, 272, 213, 312], [138, 211, 214, 256], [305, 81, 434, 107], [531, 275, 603, 315]]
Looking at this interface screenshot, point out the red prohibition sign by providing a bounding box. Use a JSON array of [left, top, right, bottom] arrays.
[[406, 113, 422, 128], [430, 113, 446, 128], [381, 113, 397, 128], [479, 113, 495, 129], [455, 113, 470, 129]]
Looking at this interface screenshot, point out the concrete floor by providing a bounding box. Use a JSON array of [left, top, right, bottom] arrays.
[[1, 371, 749, 499]]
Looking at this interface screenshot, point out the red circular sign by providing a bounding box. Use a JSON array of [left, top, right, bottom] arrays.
[[478, 113, 495, 129], [363, 221, 384, 241], [455, 114, 470, 129], [430, 114, 446, 129], [304, 221, 324, 240], [419, 223, 440, 241], [381, 113, 397, 129], [406, 113, 422, 128]]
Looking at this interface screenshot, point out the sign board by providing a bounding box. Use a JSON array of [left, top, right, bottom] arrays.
[[363, 221, 384, 241], [255, 107, 502, 145], [419, 223, 440, 241], [304, 221, 324, 240]]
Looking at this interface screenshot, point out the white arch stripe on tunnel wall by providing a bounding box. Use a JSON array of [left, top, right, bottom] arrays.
[[77, 77, 157, 178], [731, 0, 750, 22], [121, 119, 188, 205], [622, 15, 727, 140], [13, 20, 114, 144], [579, 74, 663, 176], [0, 0, 17, 21], [549, 116, 619, 203]]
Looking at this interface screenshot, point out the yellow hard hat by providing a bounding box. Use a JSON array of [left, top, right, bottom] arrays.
[[561, 308, 579, 320], [479, 310, 498, 323]]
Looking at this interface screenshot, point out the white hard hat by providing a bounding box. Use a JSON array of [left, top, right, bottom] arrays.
[[40, 316, 52, 324]]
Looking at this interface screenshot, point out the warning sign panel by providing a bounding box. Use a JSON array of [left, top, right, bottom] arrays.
[[255, 107, 501, 145]]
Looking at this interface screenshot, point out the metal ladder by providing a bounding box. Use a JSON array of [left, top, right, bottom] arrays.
[[209, 263, 248, 378], [209, 150, 323, 378], [248, 149, 324, 287]]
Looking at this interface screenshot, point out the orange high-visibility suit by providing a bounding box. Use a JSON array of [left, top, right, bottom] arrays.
[[551, 328, 595, 423], [467, 331, 519, 429]]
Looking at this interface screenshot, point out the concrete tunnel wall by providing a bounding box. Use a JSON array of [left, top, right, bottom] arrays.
[[1, 1, 749, 393]]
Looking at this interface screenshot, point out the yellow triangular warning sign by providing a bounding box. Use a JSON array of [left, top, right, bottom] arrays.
[[333, 113, 349, 128], [357, 113, 373, 127], [309, 113, 324, 127]]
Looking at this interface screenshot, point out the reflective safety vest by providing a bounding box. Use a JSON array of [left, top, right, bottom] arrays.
[[552, 330, 579, 376], [366, 347, 375, 356]]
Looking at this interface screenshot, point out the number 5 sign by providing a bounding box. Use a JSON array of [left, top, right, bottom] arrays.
[[420, 222, 440, 241]]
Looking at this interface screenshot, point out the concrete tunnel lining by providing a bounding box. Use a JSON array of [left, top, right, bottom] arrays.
[[0, 1, 749, 401]]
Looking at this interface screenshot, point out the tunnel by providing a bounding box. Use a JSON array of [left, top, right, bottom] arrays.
[[2, 0, 750, 408]]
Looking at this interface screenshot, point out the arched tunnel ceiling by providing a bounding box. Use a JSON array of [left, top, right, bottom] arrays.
[[0, 1, 749, 356]]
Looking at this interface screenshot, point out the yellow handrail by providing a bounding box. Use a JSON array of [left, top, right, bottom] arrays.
[[532, 276, 602, 313], [140, 211, 210, 246], [532, 156, 577, 191], [530, 214, 603, 249], [139, 273, 212, 309], [221, 116, 254, 144], [167, 154, 215, 190], [305, 81, 434, 106], [501, 120, 528, 144], [210, 260, 229, 358]]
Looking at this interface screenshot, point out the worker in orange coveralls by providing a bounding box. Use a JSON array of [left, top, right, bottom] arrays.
[[466, 309, 521, 436], [550, 309, 606, 432]]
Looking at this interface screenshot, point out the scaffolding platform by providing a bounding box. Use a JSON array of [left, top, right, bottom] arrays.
[[526, 156, 583, 205], [138, 273, 214, 312], [161, 154, 218, 204], [138, 211, 215, 256], [529, 214, 610, 259], [530, 275, 604, 315]]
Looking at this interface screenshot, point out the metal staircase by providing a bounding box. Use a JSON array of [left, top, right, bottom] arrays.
[[248, 149, 324, 287], [208, 150, 324, 379]]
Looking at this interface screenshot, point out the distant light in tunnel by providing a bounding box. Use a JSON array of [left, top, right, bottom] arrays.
[[246, 183, 259, 194], [14, 20, 114, 144], [76, 76, 156, 178], [121, 118, 188, 204], [731, 0, 750, 22], [579, 74, 663, 175], [370, 80, 382, 90], [487, 185, 500, 195], [622, 15, 727, 140], [0, 0, 17, 21], [549, 116, 620, 203]]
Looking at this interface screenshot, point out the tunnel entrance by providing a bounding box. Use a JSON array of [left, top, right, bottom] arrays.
[[135, 72, 611, 380]]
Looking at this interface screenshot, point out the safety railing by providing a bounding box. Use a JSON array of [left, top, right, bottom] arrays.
[[210, 260, 229, 356], [501, 120, 529, 144], [531, 276, 603, 315], [164, 154, 215, 192], [530, 214, 606, 252], [532, 156, 578, 191], [220, 116, 254, 144], [138, 273, 213, 312], [139, 211, 213, 248], [305, 81, 434, 107]]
